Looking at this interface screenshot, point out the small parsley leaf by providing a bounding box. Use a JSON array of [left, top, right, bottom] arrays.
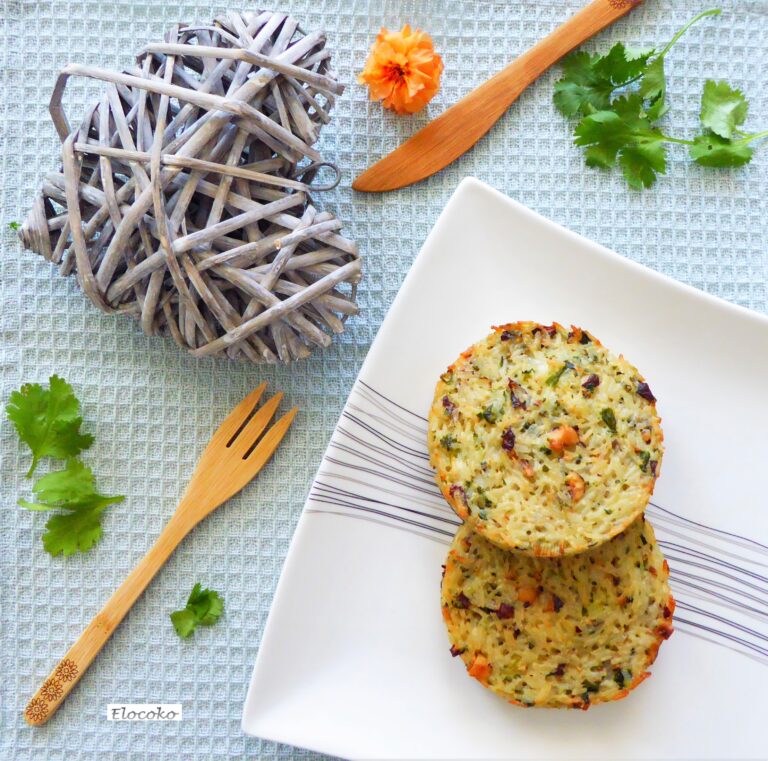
[[6, 374, 94, 477], [554, 45, 653, 119], [689, 131, 753, 167], [594, 43, 653, 85], [553, 51, 613, 117], [19, 459, 122, 511], [42, 509, 107, 556], [574, 96, 667, 188], [19, 459, 124, 556], [171, 583, 224, 639], [619, 141, 667, 189], [8, 221, 20, 231], [690, 79, 767, 167], [638, 57, 667, 119], [700, 79, 748, 139]]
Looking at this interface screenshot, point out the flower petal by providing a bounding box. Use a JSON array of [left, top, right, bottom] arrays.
[[357, 24, 443, 115]]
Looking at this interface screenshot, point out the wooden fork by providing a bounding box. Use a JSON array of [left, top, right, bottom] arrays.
[[24, 383, 297, 726]]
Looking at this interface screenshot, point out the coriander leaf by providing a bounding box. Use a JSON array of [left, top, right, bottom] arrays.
[[171, 583, 224, 639], [646, 97, 670, 123], [619, 142, 667, 189], [170, 608, 198, 639], [689, 132, 753, 167], [574, 96, 667, 188], [699, 79, 748, 139], [584, 143, 620, 169], [594, 43, 653, 85], [560, 50, 598, 80], [575, 110, 629, 153], [554, 45, 654, 118], [188, 583, 224, 625], [553, 51, 613, 117], [18, 459, 123, 512], [639, 57, 666, 118], [6, 374, 94, 477], [577, 96, 652, 167], [42, 508, 105, 556], [8, 221, 20, 231], [21, 458, 96, 506], [553, 8, 744, 190], [18, 460, 124, 556]]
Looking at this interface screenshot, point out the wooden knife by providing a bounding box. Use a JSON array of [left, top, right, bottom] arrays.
[[353, 0, 644, 192]]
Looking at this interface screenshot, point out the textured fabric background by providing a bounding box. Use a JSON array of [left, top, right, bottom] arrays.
[[1, 1, 766, 758]]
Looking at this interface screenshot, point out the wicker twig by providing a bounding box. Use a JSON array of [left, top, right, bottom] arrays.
[[20, 11, 360, 363]]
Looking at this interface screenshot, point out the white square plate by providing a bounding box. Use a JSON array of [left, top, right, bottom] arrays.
[[243, 178, 768, 759]]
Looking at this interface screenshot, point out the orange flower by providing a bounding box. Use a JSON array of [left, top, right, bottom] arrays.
[[358, 25, 444, 115]]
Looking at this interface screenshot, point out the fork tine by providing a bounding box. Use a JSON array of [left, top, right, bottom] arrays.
[[211, 382, 267, 444], [244, 407, 298, 468], [229, 392, 284, 455]]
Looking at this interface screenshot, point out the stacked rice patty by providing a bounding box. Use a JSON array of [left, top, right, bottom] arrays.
[[428, 323, 674, 709]]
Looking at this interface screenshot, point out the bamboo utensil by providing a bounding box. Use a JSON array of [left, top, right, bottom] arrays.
[[24, 383, 297, 726], [353, 0, 644, 192]]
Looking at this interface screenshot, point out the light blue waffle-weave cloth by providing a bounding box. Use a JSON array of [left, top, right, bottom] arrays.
[[1, 1, 766, 758]]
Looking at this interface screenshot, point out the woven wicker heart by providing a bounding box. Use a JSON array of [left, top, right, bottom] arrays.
[[20, 11, 360, 363]]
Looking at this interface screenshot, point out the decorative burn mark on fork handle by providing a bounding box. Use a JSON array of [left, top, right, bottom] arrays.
[[607, 0, 643, 9], [23, 509, 195, 726], [25, 659, 79, 725]]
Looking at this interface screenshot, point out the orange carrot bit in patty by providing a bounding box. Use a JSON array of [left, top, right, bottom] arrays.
[[566, 472, 586, 502], [467, 653, 492, 682], [517, 586, 539, 605], [519, 459, 535, 479], [547, 425, 580, 452]]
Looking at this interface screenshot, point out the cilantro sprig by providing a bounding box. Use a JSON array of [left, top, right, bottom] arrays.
[[19, 459, 124, 556], [554, 9, 767, 188], [171, 583, 224, 639], [6, 374, 124, 556], [690, 80, 767, 167], [6, 374, 94, 477]]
